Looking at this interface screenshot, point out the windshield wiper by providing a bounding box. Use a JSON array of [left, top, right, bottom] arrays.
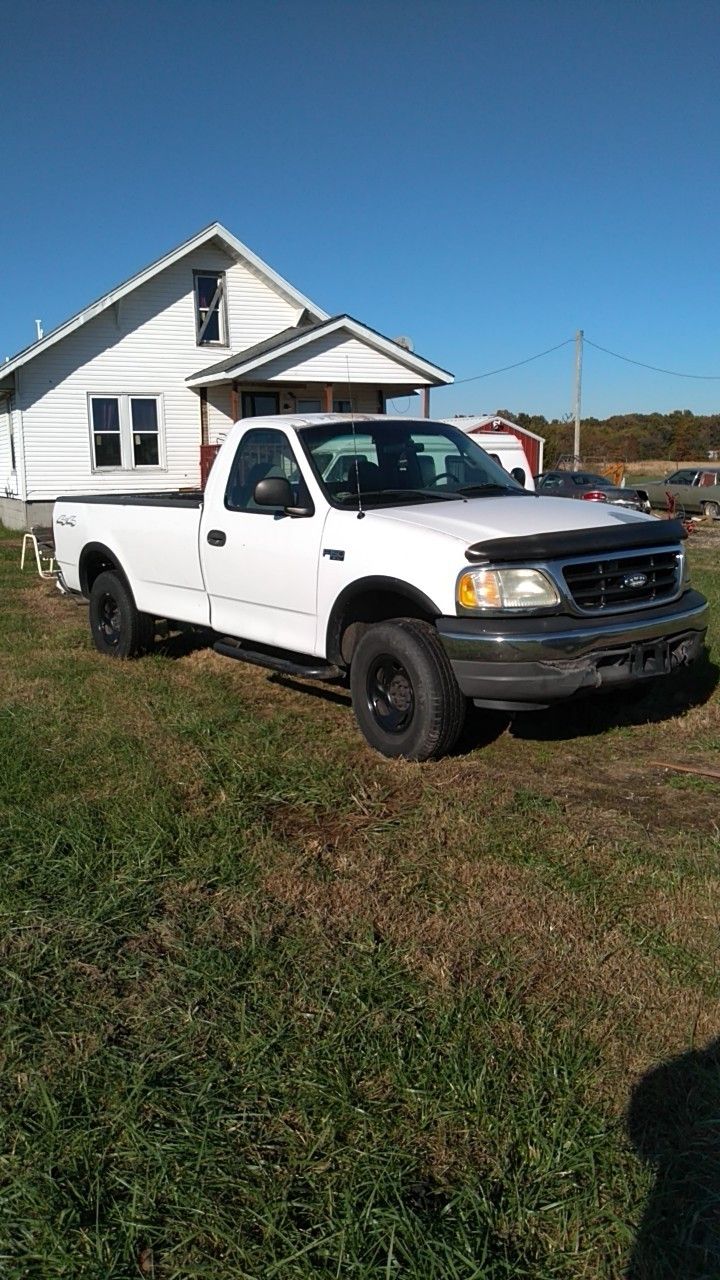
[[456, 483, 528, 496], [356, 488, 464, 504]]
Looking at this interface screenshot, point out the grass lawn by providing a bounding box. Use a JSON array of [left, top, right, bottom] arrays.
[[1, 526, 719, 1278]]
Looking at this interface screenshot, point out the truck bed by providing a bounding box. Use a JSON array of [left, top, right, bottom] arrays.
[[54, 490, 209, 626]]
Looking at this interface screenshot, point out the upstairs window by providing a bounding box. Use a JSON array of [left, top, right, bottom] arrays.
[[89, 395, 164, 470], [194, 271, 227, 345]]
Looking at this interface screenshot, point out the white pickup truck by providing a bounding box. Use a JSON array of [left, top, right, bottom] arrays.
[[54, 414, 708, 760]]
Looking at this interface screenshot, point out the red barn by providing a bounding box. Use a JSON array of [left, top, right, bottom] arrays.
[[443, 415, 545, 476]]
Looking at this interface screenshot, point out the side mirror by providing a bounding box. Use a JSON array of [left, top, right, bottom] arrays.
[[510, 466, 526, 488], [253, 476, 313, 518], [254, 476, 293, 508]]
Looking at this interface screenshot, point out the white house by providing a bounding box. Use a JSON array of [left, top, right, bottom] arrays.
[[0, 223, 453, 529]]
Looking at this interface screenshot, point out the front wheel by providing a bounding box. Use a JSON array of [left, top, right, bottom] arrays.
[[702, 501, 720, 520], [89, 570, 155, 659], [350, 619, 466, 760]]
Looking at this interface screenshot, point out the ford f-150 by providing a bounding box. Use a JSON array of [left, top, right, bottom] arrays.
[[53, 414, 709, 760]]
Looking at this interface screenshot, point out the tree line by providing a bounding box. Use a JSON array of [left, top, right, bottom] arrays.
[[494, 409, 720, 465]]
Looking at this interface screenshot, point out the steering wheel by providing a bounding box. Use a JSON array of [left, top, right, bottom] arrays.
[[426, 472, 456, 487]]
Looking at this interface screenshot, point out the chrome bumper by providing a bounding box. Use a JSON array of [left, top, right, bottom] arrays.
[[435, 591, 709, 709]]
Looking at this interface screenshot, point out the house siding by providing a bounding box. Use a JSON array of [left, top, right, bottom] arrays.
[[18, 247, 302, 500], [255, 334, 433, 385]]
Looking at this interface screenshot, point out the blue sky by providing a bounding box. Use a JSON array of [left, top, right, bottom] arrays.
[[1, 0, 718, 419]]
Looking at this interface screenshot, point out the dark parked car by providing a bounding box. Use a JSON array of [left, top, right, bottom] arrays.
[[535, 470, 650, 512]]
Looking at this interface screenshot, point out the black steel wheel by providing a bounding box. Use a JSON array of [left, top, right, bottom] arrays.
[[350, 619, 466, 761], [366, 654, 416, 734], [89, 570, 155, 659]]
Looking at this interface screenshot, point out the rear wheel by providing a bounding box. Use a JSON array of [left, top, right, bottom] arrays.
[[89, 570, 155, 659], [702, 501, 720, 520], [350, 619, 466, 760]]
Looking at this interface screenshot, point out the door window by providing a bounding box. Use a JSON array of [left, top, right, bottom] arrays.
[[225, 428, 310, 513], [241, 392, 279, 418]]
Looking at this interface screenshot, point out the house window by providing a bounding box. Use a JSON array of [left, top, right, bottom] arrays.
[[130, 398, 160, 466], [90, 395, 164, 470], [194, 271, 227, 345], [297, 399, 322, 413], [91, 397, 122, 468], [333, 400, 352, 413]]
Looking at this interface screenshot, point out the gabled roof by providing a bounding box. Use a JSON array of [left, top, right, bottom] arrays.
[[0, 223, 329, 382], [186, 314, 453, 387], [444, 414, 545, 443], [190, 322, 322, 381]]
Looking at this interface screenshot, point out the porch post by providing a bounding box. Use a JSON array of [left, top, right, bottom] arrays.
[[323, 383, 333, 412], [230, 382, 239, 421], [199, 388, 208, 445], [421, 387, 430, 418]]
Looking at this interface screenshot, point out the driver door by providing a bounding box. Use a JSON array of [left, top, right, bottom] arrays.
[[202, 427, 326, 652]]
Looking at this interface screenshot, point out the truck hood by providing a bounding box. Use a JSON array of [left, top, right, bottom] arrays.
[[365, 494, 653, 546]]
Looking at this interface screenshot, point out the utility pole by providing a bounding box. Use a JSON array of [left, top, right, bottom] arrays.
[[573, 329, 583, 469]]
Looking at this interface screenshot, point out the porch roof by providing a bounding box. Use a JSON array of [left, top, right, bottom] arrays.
[[186, 314, 453, 388]]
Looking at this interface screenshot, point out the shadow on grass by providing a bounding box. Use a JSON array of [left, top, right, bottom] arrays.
[[269, 672, 351, 707], [509, 654, 718, 743], [154, 626, 214, 660], [270, 678, 513, 752], [627, 1036, 720, 1278]]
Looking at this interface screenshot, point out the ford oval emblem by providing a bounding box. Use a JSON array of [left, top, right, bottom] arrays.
[[624, 572, 648, 589]]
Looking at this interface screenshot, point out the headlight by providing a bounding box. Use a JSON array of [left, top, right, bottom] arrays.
[[457, 567, 560, 611]]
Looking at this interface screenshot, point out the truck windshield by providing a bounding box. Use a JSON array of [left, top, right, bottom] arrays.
[[299, 420, 526, 510]]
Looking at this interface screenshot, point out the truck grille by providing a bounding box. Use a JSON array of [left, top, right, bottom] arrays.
[[562, 550, 681, 612]]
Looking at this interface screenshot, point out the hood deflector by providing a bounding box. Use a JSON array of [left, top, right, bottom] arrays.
[[465, 518, 686, 564]]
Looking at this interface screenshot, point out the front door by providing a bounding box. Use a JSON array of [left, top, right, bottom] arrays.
[[241, 391, 279, 418], [202, 427, 326, 653]]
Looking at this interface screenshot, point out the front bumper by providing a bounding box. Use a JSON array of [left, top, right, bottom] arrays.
[[436, 590, 709, 709]]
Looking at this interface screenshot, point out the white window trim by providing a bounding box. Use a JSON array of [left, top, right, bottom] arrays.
[[88, 393, 167, 472], [0, 394, 15, 474], [193, 270, 229, 348]]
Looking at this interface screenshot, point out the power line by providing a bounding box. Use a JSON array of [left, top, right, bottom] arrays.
[[584, 337, 720, 381], [397, 332, 720, 399], [453, 338, 574, 384]]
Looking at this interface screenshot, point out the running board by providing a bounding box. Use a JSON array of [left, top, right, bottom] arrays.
[[213, 638, 342, 682]]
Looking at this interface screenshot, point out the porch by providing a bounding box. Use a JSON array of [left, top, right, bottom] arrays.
[[197, 380, 433, 487], [187, 313, 451, 478]]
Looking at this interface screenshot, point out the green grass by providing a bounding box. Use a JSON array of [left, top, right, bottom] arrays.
[[0, 525, 719, 1277]]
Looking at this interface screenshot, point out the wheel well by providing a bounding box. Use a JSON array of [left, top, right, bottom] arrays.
[[79, 543, 126, 597], [326, 579, 440, 666]]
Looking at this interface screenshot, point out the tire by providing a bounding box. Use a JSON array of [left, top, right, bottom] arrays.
[[702, 501, 720, 520], [88, 570, 155, 659], [350, 619, 466, 761]]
